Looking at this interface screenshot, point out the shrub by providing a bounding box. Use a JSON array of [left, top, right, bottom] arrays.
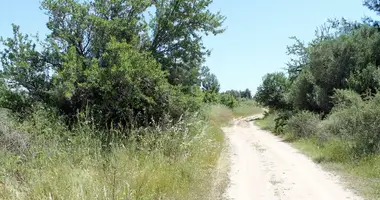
[[285, 111, 320, 139], [0, 123, 29, 156], [321, 93, 380, 156], [0, 109, 29, 156], [219, 93, 237, 108], [273, 110, 293, 134], [331, 89, 363, 110]]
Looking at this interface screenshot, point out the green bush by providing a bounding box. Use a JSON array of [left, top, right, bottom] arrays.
[[219, 93, 237, 108], [321, 93, 380, 156], [273, 110, 293, 134], [284, 111, 320, 139], [331, 89, 363, 110]]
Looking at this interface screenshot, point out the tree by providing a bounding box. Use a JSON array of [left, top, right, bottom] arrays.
[[240, 88, 252, 99], [53, 40, 172, 127], [254, 72, 289, 109], [286, 69, 317, 111], [149, 0, 226, 87], [286, 37, 308, 82], [224, 90, 241, 100], [0, 0, 225, 128], [364, 0, 380, 14], [200, 66, 220, 93], [0, 25, 53, 115], [219, 93, 237, 108], [200, 66, 220, 103]]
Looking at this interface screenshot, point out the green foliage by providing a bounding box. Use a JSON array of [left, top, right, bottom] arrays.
[[0, 107, 227, 200], [273, 110, 293, 134], [320, 93, 380, 156], [54, 40, 173, 127], [224, 88, 252, 100], [168, 86, 204, 120], [287, 69, 316, 111], [297, 24, 380, 113], [224, 90, 241, 99], [255, 113, 276, 132], [232, 100, 262, 117], [331, 89, 363, 110], [284, 111, 320, 139], [255, 72, 289, 110], [0, 0, 226, 129], [200, 66, 220, 94], [364, 0, 380, 14], [200, 66, 220, 103], [219, 93, 237, 108], [240, 88, 252, 99], [347, 63, 380, 95], [0, 25, 52, 116], [203, 91, 220, 103], [286, 36, 309, 82], [149, 0, 225, 86], [261, 21, 380, 114], [253, 10, 380, 199]]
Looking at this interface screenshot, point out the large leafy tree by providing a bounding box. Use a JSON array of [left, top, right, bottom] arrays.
[[255, 72, 289, 110], [0, 0, 225, 128], [240, 88, 252, 99], [0, 25, 53, 114], [200, 66, 220, 103], [278, 19, 380, 114], [149, 0, 225, 86]]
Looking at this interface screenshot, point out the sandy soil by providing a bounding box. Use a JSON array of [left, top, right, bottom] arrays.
[[223, 116, 363, 200]]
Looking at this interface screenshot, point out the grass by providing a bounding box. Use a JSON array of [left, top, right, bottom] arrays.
[[255, 113, 380, 200], [254, 113, 276, 131], [232, 100, 263, 118], [0, 103, 262, 200], [0, 107, 227, 200]]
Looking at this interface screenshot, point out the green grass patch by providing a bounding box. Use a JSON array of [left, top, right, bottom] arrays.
[[0, 107, 230, 200], [232, 101, 262, 117], [255, 113, 276, 132]]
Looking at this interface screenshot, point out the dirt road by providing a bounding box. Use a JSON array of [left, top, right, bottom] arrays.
[[223, 116, 363, 200]]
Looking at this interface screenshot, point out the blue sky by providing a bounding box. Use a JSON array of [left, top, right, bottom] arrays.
[[0, 0, 377, 93]]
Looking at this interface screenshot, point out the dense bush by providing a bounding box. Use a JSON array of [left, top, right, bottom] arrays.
[[321, 93, 380, 156], [0, 110, 29, 155], [273, 110, 293, 134], [285, 111, 320, 139], [219, 93, 238, 108], [330, 89, 363, 110], [0, 0, 225, 130], [286, 69, 317, 111]]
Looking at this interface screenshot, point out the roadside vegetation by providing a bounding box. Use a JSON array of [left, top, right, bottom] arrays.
[[254, 1, 380, 199], [1, 103, 260, 200], [0, 0, 261, 199]]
